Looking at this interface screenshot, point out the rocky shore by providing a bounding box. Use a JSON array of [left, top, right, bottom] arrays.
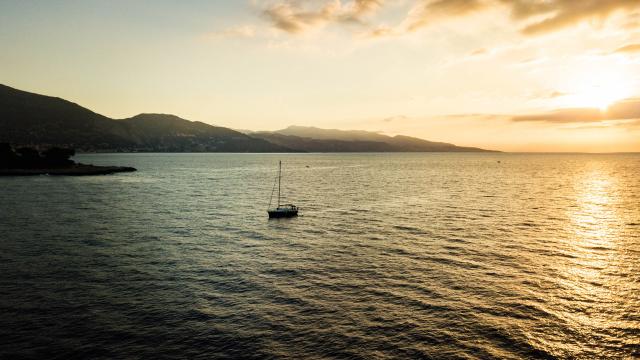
[[1, 144, 136, 176], [0, 164, 137, 176]]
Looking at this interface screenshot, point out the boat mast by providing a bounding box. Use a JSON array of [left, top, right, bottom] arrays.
[[278, 160, 281, 206]]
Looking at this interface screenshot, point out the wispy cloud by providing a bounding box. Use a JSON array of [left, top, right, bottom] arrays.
[[432, 98, 640, 126], [613, 43, 640, 54], [382, 115, 408, 122], [521, 90, 568, 101], [441, 113, 503, 119], [469, 48, 489, 56], [546, 91, 567, 99], [347, 0, 385, 22], [560, 119, 640, 130], [404, 0, 487, 32], [263, 1, 337, 34], [259, 0, 640, 37], [401, 0, 640, 36], [511, 98, 640, 123], [511, 108, 604, 123], [367, 25, 395, 37], [607, 97, 640, 119], [513, 0, 640, 35], [262, 0, 384, 34], [207, 25, 257, 39]]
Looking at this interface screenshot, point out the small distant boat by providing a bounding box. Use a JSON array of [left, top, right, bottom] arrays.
[[267, 161, 299, 219]]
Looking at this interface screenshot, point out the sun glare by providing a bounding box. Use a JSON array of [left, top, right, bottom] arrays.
[[564, 68, 633, 111]]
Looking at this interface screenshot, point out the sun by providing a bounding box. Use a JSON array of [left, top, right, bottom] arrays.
[[563, 68, 633, 111], [571, 84, 629, 111]]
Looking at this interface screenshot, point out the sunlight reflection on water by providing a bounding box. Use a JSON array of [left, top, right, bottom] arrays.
[[559, 161, 636, 355]]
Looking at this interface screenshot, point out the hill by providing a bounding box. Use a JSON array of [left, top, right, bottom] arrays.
[[0, 84, 494, 152], [118, 114, 291, 152], [252, 126, 493, 152], [0, 84, 290, 152], [251, 132, 396, 152], [0, 84, 131, 149]]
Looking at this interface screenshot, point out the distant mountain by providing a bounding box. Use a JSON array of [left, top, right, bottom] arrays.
[[0, 84, 494, 152], [0, 84, 290, 152], [118, 114, 290, 152], [276, 125, 392, 142], [253, 126, 493, 152], [252, 132, 396, 152]]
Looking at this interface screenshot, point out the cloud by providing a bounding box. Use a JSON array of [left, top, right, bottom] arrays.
[[511, 98, 640, 123], [469, 48, 488, 56], [260, 0, 639, 37], [515, 0, 640, 35], [400, 0, 640, 35], [382, 115, 408, 122], [440, 113, 507, 120], [511, 108, 604, 123], [613, 43, 640, 53], [263, 1, 337, 34], [207, 25, 257, 39], [523, 90, 568, 100], [559, 119, 640, 130], [622, 11, 640, 29], [347, 0, 385, 21], [546, 91, 567, 99], [257, 0, 640, 41], [607, 97, 640, 119], [368, 25, 395, 37], [405, 0, 487, 32], [262, 0, 384, 34], [430, 98, 640, 129]]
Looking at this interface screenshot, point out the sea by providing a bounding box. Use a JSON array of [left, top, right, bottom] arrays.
[[1, 153, 639, 359]]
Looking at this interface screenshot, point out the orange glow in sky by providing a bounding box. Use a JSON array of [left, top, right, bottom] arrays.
[[0, 1, 639, 152]]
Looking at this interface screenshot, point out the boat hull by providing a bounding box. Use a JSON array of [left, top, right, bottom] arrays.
[[268, 209, 299, 218]]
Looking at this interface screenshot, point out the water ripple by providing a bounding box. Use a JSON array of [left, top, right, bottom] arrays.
[[1, 153, 639, 359]]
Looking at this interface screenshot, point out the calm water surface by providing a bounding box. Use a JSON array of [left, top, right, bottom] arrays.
[[1, 153, 639, 359]]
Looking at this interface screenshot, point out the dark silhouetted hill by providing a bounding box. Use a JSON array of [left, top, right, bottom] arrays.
[[1, 84, 494, 152], [0, 84, 291, 152], [118, 114, 291, 152], [0, 84, 132, 149]]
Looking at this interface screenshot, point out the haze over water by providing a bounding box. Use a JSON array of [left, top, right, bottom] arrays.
[[1, 153, 639, 359]]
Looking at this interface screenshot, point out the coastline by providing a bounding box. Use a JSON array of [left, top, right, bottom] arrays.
[[0, 164, 137, 176]]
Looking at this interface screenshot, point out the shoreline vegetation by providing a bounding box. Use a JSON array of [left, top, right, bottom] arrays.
[[0, 143, 136, 176]]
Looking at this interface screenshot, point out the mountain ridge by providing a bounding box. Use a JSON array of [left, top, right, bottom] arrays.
[[0, 84, 494, 152], [0, 84, 292, 152], [251, 126, 493, 152]]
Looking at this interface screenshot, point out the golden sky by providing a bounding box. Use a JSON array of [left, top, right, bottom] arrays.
[[1, 0, 639, 152]]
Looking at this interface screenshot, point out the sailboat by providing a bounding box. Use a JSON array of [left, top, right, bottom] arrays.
[[267, 161, 299, 218]]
